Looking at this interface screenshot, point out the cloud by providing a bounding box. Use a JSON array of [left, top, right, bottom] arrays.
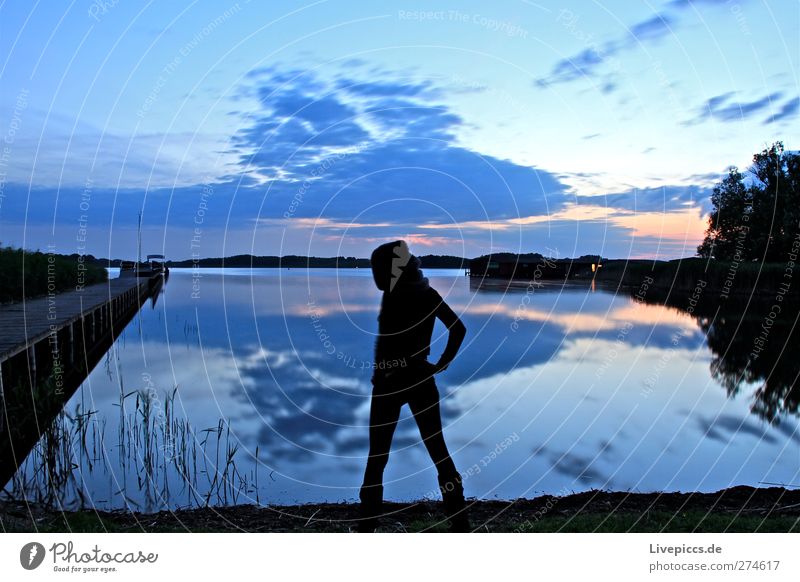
[[231, 66, 572, 229], [418, 200, 707, 252], [0, 122, 234, 189], [267, 91, 356, 127], [706, 91, 736, 110], [694, 413, 779, 445], [2, 63, 716, 260], [685, 91, 784, 124], [764, 96, 800, 124], [334, 78, 437, 98], [628, 13, 674, 42], [0, 66, 574, 258], [537, 1, 744, 89], [548, 451, 609, 484], [600, 81, 617, 95], [667, 0, 734, 7], [597, 184, 709, 212], [255, 217, 393, 230], [536, 47, 611, 87]]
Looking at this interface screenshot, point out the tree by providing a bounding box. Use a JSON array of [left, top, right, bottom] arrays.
[[697, 167, 751, 260], [749, 142, 785, 261], [698, 142, 799, 262], [784, 152, 800, 248]]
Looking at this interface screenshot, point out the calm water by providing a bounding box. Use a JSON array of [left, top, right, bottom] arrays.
[[9, 268, 800, 510]]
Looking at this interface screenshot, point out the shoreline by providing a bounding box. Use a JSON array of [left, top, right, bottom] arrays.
[[3, 485, 799, 533]]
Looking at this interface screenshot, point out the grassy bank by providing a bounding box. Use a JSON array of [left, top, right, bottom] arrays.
[[2, 486, 798, 533], [595, 257, 795, 297], [0, 246, 108, 304]]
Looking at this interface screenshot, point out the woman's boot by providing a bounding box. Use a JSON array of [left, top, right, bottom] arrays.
[[358, 484, 383, 532], [438, 473, 470, 532]]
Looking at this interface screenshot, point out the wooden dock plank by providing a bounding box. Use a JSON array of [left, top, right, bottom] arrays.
[[0, 277, 150, 363]]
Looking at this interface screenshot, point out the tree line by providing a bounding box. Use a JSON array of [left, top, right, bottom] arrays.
[[698, 141, 800, 262]]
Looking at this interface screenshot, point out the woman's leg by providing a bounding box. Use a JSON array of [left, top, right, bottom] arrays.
[[408, 379, 469, 531], [362, 390, 402, 488], [407, 378, 458, 478], [359, 388, 402, 531]]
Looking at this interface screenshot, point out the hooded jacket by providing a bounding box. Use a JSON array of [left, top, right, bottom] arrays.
[[371, 247, 443, 369]]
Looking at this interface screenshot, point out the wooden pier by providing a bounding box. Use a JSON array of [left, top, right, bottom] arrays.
[[0, 275, 162, 487], [0, 277, 149, 366]]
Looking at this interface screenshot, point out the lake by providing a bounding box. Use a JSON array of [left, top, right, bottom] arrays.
[[7, 268, 800, 511]]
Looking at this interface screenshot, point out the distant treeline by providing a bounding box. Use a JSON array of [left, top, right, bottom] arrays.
[[470, 252, 603, 263], [0, 246, 108, 303], [96, 253, 607, 269], [161, 254, 469, 269]]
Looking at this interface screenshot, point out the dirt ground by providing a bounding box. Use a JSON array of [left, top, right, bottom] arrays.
[[3, 485, 800, 533]]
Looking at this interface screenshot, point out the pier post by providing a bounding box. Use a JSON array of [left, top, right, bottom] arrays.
[[27, 345, 36, 387]]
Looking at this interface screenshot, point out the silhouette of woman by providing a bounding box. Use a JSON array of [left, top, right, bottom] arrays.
[[359, 240, 469, 532]]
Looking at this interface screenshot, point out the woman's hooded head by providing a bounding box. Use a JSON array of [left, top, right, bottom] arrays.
[[370, 240, 424, 291]]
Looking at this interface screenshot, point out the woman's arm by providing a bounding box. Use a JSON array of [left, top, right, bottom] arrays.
[[432, 298, 466, 373]]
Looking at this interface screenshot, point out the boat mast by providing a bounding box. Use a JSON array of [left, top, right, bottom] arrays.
[[137, 211, 142, 266]]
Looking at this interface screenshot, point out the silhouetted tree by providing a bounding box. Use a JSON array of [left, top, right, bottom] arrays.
[[750, 142, 785, 261], [697, 167, 751, 260], [698, 142, 800, 262]]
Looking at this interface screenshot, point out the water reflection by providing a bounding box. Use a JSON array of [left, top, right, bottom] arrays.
[[3, 269, 799, 510], [643, 289, 800, 423]]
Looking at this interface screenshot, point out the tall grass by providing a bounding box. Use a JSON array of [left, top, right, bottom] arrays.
[[0, 245, 108, 303], [2, 384, 261, 512]]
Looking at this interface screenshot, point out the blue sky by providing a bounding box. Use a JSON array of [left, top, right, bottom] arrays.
[[0, 0, 797, 260]]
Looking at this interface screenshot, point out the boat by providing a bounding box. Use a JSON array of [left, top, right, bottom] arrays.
[[118, 255, 168, 278], [147, 254, 169, 274]]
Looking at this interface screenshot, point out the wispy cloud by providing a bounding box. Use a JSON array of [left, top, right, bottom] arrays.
[[418, 200, 706, 244], [254, 217, 394, 230], [764, 96, 800, 124], [685, 91, 785, 124], [628, 13, 674, 42], [537, 1, 744, 88]]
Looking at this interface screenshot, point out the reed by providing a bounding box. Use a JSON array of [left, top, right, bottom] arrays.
[[2, 383, 261, 513]]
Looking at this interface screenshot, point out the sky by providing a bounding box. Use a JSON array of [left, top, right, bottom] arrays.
[[0, 0, 797, 260]]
